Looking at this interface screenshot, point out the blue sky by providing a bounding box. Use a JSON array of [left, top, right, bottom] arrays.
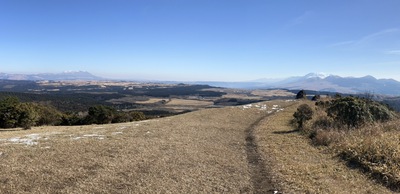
[[1, 0, 400, 81]]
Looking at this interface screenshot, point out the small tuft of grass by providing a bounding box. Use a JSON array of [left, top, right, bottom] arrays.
[[312, 129, 343, 146]]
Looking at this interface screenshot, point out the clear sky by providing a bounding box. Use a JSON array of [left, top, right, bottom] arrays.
[[1, 0, 400, 81]]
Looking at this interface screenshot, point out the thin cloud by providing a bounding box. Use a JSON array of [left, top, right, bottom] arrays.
[[288, 11, 314, 26], [365, 61, 400, 66], [356, 28, 400, 46], [384, 50, 400, 55], [330, 28, 400, 48], [329, 40, 355, 47]]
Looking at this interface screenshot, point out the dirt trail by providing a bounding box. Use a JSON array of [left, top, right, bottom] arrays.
[[245, 114, 275, 193]]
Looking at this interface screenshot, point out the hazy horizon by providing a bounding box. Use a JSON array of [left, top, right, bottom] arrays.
[[1, 1, 400, 82], [2, 70, 400, 83]]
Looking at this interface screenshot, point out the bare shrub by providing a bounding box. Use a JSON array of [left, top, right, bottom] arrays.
[[312, 115, 334, 130], [312, 129, 342, 146]]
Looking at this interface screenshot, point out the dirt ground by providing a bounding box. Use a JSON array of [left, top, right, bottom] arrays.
[[0, 100, 392, 193]]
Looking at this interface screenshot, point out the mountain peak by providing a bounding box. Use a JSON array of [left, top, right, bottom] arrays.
[[304, 72, 331, 79], [62, 70, 88, 74], [361, 75, 377, 80]]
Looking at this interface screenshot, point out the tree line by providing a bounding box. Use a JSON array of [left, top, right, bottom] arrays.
[[0, 96, 146, 130]]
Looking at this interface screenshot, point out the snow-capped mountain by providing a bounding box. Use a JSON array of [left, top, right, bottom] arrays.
[[303, 72, 332, 79]]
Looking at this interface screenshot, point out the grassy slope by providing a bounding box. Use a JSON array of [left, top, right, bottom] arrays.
[[0, 100, 392, 193], [254, 101, 391, 193], [0, 105, 266, 193]]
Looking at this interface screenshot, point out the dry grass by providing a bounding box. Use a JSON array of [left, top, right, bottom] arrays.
[[0, 100, 393, 193], [251, 90, 295, 97], [107, 96, 152, 104], [222, 94, 262, 100], [303, 101, 400, 191], [333, 124, 400, 190], [134, 97, 168, 104], [165, 99, 213, 106], [109, 97, 213, 107], [254, 102, 391, 193], [0, 106, 265, 193]]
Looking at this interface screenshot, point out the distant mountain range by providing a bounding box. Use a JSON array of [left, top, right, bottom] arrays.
[[270, 73, 400, 96], [0, 71, 103, 81], [191, 73, 400, 96], [1, 71, 400, 96]]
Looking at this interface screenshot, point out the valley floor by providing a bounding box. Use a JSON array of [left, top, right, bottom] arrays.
[[0, 100, 391, 193]]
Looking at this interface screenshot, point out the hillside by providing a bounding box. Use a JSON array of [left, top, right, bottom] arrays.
[[0, 100, 391, 193]]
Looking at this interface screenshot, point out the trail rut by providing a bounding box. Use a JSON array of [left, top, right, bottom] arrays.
[[245, 113, 276, 194]]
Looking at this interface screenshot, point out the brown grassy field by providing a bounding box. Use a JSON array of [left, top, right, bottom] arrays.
[[165, 99, 214, 106], [0, 100, 392, 193], [250, 90, 295, 97], [222, 94, 262, 100]]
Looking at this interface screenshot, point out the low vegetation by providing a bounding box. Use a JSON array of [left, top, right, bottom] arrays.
[[257, 100, 389, 193], [0, 97, 42, 129], [293, 96, 400, 191], [292, 104, 313, 129], [0, 96, 146, 129]]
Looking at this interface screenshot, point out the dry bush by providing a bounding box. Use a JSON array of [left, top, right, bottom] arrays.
[[299, 108, 330, 137], [312, 115, 334, 130], [312, 129, 343, 146], [292, 104, 313, 130], [309, 113, 343, 146]]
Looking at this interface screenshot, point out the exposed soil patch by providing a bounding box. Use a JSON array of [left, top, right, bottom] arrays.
[[245, 113, 276, 193]]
